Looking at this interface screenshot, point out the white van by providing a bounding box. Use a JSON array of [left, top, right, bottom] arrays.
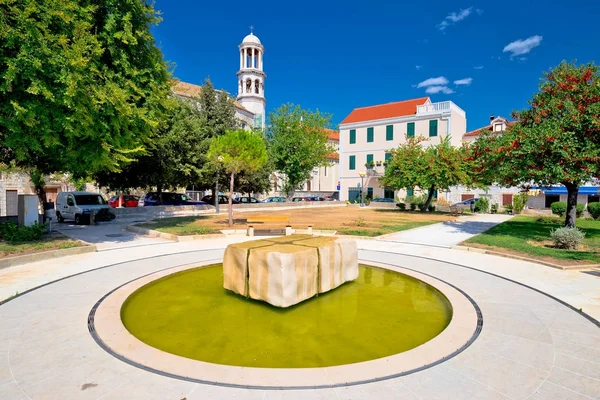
[[55, 191, 109, 224]]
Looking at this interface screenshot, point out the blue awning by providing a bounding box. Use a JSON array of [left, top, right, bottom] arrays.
[[534, 186, 599, 195]]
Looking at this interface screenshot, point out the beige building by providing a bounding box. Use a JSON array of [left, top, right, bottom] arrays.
[[338, 97, 466, 202]]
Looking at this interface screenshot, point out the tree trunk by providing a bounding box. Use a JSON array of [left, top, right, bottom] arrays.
[[564, 182, 579, 228], [157, 184, 163, 205], [287, 188, 295, 202], [422, 184, 436, 212], [228, 172, 235, 227], [29, 169, 47, 211]]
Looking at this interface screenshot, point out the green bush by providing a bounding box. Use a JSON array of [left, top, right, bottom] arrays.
[[588, 202, 600, 219], [396, 203, 406, 211], [551, 201, 567, 217], [427, 204, 436, 212], [551, 202, 584, 217], [474, 198, 490, 213], [504, 204, 513, 214], [490, 204, 498, 214], [551, 226, 585, 250], [513, 193, 528, 214], [0, 222, 45, 243]]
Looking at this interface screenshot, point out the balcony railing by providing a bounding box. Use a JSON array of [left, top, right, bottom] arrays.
[[417, 101, 466, 118]]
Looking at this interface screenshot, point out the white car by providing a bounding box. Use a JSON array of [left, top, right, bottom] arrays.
[[55, 191, 110, 224]]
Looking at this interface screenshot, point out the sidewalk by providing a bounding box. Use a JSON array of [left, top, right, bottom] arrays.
[[379, 213, 512, 247]]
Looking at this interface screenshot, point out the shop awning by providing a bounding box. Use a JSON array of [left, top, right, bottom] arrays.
[[534, 186, 599, 195]]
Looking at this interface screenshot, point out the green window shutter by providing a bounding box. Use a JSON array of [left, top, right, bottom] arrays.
[[367, 127, 374, 142], [349, 155, 356, 170], [407, 188, 414, 197], [385, 152, 392, 168], [367, 187, 373, 199], [350, 129, 356, 144], [429, 120, 438, 137], [386, 125, 393, 141], [366, 154, 373, 165], [407, 122, 415, 137]]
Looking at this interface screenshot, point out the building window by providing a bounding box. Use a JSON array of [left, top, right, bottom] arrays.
[[407, 122, 415, 138], [588, 195, 599, 203], [385, 152, 392, 168], [494, 124, 503, 132], [384, 189, 395, 199], [429, 120, 438, 137], [545, 194, 560, 208], [367, 127, 374, 142], [349, 129, 356, 144], [366, 154, 373, 166], [407, 188, 414, 197], [349, 155, 356, 170], [367, 187, 373, 199], [386, 125, 393, 141]]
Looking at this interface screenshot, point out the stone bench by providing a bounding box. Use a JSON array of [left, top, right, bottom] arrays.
[[246, 215, 304, 236]]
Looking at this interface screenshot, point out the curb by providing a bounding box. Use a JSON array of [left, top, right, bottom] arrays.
[[452, 245, 600, 271], [126, 225, 226, 242], [0, 243, 97, 270]]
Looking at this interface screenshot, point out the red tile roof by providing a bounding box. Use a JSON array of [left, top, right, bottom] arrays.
[[324, 128, 339, 141], [340, 97, 430, 125], [171, 80, 250, 113], [463, 120, 516, 137]]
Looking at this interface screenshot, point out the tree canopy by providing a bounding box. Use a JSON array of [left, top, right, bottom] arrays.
[[207, 129, 268, 225], [469, 61, 600, 227], [380, 136, 471, 210], [266, 104, 335, 198], [0, 0, 171, 203]]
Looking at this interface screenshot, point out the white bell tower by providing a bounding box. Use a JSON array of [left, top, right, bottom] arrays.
[[237, 29, 266, 129]]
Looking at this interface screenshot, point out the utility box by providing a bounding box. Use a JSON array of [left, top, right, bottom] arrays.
[[18, 194, 40, 227]]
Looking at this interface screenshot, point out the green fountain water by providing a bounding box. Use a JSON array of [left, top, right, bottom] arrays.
[[121, 264, 452, 368]]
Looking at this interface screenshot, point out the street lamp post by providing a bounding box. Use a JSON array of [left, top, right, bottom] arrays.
[[358, 172, 366, 207], [215, 155, 224, 214]]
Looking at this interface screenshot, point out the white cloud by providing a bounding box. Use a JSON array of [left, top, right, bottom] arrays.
[[474, 65, 484, 70], [438, 7, 473, 31], [503, 35, 543, 57], [416, 76, 449, 88], [454, 77, 473, 86], [425, 86, 455, 94], [415, 65, 422, 70]]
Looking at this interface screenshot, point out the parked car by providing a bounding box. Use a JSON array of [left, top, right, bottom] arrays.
[[371, 198, 395, 203], [292, 197, 309, 202], [238, 196, 260, 204], [201, 195, 239, 205], [55, 191, 110, 224], [452, 198, 478, 208], [307, 196, 326, 201], [108, 194, 139, 208], [262, 196, 286, 203], [143, 192, 208, 206]]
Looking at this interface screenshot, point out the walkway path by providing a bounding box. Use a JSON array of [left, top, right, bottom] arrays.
[[380, 213, 513, 247]]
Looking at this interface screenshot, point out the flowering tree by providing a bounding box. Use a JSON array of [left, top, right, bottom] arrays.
[[380, 136, 471, 211], [470, 61, 600, 227]]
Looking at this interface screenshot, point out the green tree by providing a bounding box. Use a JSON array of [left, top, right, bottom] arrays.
[[207, 129, 268, 226], [0, 0, 171, 205], [380, 136, 470, 211], [470, 61, 600, 227], [266, 104, 335, 199], [95, 95, 209, 197]]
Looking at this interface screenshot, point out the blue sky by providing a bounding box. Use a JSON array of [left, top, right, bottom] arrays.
[[152, 0, 599, 131]]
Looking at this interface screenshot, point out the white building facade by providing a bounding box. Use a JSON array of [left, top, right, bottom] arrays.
[[338, 98, 466, 202]]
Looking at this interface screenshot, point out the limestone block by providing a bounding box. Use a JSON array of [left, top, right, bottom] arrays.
[[223, 240, 272, 297], [247, 244, 319, 308], [293, 236, 358, 293]]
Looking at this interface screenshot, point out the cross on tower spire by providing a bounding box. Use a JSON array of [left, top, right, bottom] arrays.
[[249, 25, 254, 34]]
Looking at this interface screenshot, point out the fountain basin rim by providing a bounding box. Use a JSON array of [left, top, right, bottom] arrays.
[[90, 259, 479, 389]]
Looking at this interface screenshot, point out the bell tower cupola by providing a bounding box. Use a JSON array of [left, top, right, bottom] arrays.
[[237, 28, 266, 129]]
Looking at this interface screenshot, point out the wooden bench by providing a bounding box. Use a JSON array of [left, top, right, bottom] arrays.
[[246, 215, 295, 236]]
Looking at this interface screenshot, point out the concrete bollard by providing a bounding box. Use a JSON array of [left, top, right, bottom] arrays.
[[285, 225, 292, 236], [307, 225, 313, 234], [248, 225, 254, 237]]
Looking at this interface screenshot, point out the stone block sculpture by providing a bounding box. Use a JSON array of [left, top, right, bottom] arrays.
[[223, 235, 358, 308]]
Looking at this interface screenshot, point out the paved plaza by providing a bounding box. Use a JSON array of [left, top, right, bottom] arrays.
[[0, 221, 599, 399]]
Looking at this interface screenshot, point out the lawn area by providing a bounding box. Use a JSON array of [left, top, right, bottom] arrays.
[[464, 215, 600, 266], [136, 206, 456, 237], [0, 233, 82, 258]]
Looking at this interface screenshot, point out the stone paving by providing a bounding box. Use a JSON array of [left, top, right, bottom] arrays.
[[0, 228, 599, 399]]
